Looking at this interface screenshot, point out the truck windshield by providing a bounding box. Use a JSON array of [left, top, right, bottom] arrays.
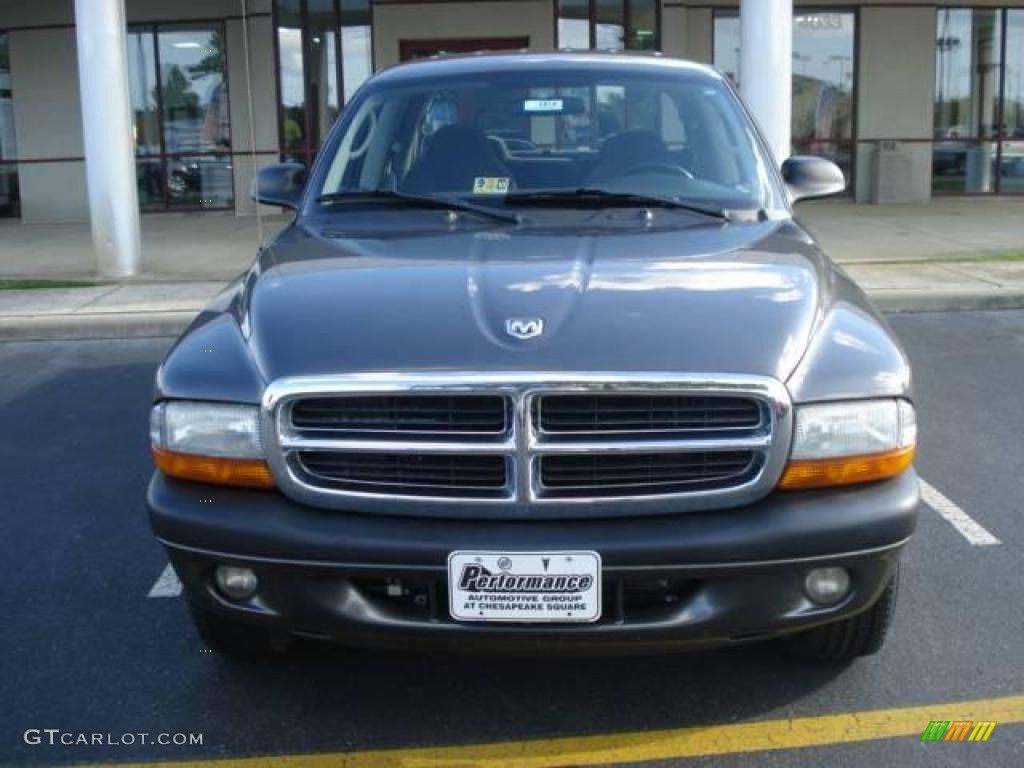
[[317, 65, 781, 215]]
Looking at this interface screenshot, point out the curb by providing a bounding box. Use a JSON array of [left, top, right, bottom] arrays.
[[1, 291, 1024, 341], [0, 311, 195, 341], [869, 290, 1024, 313]]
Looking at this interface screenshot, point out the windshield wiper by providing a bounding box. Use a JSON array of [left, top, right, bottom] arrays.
[[316, 189, 519, 224], [503, 188, 730, 221]]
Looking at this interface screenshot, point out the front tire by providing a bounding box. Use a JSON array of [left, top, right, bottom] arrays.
[[188, 601, 290, 659], [785, 562, 900, 661]]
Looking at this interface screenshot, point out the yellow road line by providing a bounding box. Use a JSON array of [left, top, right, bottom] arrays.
[[108, 693, 1024, 768]]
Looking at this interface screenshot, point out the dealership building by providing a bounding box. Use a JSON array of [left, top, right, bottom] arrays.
[[0, 0, 1021, 233]]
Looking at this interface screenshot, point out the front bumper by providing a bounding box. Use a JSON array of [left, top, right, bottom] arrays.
[[149, 470, 919, 653]]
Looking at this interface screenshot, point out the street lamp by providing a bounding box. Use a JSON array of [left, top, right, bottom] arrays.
[[827, 54, 851, 87]]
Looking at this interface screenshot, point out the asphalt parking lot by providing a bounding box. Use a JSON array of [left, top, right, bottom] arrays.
[[2, 310, 1023, 767]]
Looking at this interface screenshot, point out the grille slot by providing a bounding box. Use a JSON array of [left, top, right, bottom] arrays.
[[538, 394, 762, 436], [296, 451, 509, 497], [538, 451, 758, 497], [290, 395, 507, 435]]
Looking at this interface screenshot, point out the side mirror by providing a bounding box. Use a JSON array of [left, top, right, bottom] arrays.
[[251, 163, 307, 209], [782, 155, 846, 203]]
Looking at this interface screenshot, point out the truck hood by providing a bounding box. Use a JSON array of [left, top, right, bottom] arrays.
[[244, 216, 826, 384]]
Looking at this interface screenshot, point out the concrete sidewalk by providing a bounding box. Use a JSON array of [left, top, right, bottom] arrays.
[[1, 197, 1023, 339], [1, 198, 1022, 280], [1, 259, 1022, 341], [798, 197, 1024, 264]]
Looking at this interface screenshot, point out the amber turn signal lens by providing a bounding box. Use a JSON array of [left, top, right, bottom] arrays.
[[152, 447, 275, 489], [777, 446, 915, 491]]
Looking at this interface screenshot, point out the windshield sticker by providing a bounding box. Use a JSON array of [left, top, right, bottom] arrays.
[[473, 177, 511, 195], [524, 99, 564, 113]]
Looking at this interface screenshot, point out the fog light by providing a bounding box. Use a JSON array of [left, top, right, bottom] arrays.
[[804, 567, 850, 605], [215, 566, 258, 601]]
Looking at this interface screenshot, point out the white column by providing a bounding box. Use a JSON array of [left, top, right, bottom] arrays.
[[75, 0, 142, 276], [739, 0, 792, 165]]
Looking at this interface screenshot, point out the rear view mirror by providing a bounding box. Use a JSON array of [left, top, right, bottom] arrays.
[[782, 156, 846, 203], [252, 163, 307, 209]]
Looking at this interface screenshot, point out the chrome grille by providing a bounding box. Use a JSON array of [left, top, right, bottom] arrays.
[[537, 394, 763, 437], [290, 395, 507, 436], [538, 451, 760, 497], [296, 451, 509, 497], [262, 373, 792, 520]]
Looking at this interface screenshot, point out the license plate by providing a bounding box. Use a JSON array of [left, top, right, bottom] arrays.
[[448, 551, 601, 623]]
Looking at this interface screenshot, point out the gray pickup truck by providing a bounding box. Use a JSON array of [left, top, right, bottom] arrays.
[[148, 53, 918, 660]]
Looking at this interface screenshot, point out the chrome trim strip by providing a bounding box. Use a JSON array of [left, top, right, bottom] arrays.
[[260, 372, 793, 520], [526, 434, 772, 454], [282, 435, 517, 455]]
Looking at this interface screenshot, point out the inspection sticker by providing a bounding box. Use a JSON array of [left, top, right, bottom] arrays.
[[472, 177, 511, 195], [448, 551, 601, 623]]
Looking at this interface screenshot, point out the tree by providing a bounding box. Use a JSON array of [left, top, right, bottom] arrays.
[[187, 30, 225, 79], [159, 65, 199, 116]]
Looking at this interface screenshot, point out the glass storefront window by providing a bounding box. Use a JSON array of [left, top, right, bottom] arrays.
[[934, 9, 1003, 193], [275, 0, 375, 164], [127, 31, 160, 157], [595, 0, 625, 51], [713, 11, 855, 183], [628, 0, 658, 51], [307, 0, 339, 155], [128, 23, 233, 210], [999, 11, 1024, 192], [557, 0, 660, 52], [158, 27, 231, 154], [277, 0, 307, 162], [0, 32, 19, 218], [341, 0, 373, 103], [557, 0, 590, 49]]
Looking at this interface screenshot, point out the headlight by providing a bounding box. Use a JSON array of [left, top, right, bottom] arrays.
[[150, 401, 274, 489], [778, 399, 916, 490]]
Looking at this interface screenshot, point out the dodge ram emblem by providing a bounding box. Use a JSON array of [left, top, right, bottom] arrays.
[[505, 317, 544, 340]]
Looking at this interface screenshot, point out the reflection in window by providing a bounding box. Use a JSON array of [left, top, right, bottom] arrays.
[[307, 0, 339, 156], [0, 32, 19, 217], [934, 9, 1002, 193], [930, 8, 1024, 195], [628, 0, 658, 51], [595, 0, 625, 51], [1001, 11, 1024, 192], [277, 0, 307, 161], [127, 24, 233, 210], [557, 0, 590, 49], [713, 12, 855, 183], [158, 27, 231, 153], [557, 0, 660, 51], [341, 0, 373, 103], [275, 0, 375, 164]]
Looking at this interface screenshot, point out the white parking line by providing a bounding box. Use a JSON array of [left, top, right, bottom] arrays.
[[147, 563, 183, 598], [920, 479, 1001, 546]]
